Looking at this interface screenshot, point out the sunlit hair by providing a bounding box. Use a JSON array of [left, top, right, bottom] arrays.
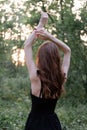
[[36, 41, 64, 99]]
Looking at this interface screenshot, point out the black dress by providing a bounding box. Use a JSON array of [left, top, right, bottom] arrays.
[[24, 92, 62, 130]]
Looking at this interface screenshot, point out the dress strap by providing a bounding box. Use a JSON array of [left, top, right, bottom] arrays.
[[39, 81, 43, 98]]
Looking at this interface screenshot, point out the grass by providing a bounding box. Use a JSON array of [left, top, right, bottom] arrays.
[[0, 76, 87, 130]]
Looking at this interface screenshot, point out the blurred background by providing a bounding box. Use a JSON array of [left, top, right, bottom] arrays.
[[0, 0, 87, 130]]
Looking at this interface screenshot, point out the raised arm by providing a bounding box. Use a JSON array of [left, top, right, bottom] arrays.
[[24, 31, 37, 81], [24, 12, 48, 81], [52, 36, 71, 79], [35, 29, 71, 80]]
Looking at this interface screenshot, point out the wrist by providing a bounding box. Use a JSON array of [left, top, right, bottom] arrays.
[[46, 33, 53, 40], [36, 22, 44, 29]]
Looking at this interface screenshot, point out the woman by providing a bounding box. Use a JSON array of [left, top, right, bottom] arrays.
[[24, 11, 71, 130]]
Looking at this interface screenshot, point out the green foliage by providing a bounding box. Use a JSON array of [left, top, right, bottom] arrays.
[[0, 76, 87, 130], [0, 0, 87, 129]]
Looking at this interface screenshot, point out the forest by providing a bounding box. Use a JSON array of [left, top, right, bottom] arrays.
[[0, 0, 87, 130]]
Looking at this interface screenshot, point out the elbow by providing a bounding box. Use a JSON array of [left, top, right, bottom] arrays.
[[69, 48, 71, 55], [67, 46, 71, 52], [64, 47, 71, 57], [68, 48, 71, 55], [66, 47, 71, 54], [69, 47, 71, 52]]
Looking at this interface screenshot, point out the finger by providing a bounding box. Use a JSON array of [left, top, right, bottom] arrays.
[[35, 30, 44, 34], [36, 28, 44, 32], [35, 33, 44, 37]]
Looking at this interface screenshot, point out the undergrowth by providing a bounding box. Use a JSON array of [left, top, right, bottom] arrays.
[[0, 77, 87, 130]]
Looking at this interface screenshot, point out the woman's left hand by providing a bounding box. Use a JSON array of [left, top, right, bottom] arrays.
[[34, 28, 48, 40]]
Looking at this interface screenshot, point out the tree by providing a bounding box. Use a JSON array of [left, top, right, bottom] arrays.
[[0, 0, 87, 95]]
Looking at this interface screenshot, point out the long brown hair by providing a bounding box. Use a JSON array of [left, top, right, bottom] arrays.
[[36, 41, 64, 99]]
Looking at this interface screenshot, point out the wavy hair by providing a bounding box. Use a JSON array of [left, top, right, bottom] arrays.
[[36, 41, 64, 99]]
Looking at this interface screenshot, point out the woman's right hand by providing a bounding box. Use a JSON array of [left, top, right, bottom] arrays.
[[40, 11, 48, 26], [36, 11, 48, 30]]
